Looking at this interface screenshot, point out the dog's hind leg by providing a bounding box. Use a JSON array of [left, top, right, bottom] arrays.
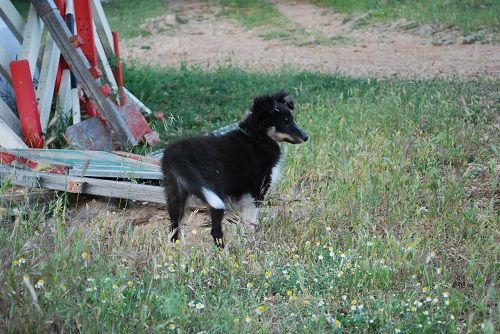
[[166, 184, 188, 243], [210, 207, 225, 249]]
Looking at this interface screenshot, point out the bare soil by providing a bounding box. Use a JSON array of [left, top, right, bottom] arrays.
[[122, 0, 500, 78]]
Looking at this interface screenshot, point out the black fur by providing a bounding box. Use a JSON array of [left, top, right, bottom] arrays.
[[161, 92, 308, 248]]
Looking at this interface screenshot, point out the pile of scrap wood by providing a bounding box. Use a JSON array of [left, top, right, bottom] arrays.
[[0, 0, 166, 204]]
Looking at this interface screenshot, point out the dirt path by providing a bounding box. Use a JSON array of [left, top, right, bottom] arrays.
[[122, 1, 500, 78]]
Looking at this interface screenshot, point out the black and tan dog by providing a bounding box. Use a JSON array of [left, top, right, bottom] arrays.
[[161, 92, 308, 248]]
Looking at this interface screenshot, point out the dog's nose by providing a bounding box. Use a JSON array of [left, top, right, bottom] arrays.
[[303, 134, 309, 142]]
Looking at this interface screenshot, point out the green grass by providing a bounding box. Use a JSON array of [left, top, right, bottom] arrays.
[[218, 0, 351, 47], [219, 0, 285, 29], [1, 65, 498, 332], [102, 0, 168, 39], [10, 0, 168, 39], [312, 0, 500, 34]]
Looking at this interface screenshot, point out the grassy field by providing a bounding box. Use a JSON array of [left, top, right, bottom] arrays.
[[1, 65, 498, 332], [311, 0, 500, 34]]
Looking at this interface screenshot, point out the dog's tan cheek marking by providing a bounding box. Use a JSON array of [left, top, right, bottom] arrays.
[[271, 132, 295, 143]]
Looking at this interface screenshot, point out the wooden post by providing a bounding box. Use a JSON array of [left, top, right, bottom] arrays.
[[0, 0, 26, 43], [9, 60, 44, 148], [20, 5, 44, 78], [0, 118, 28, 149], [0, 97, 21, 135], [37, 35, 60, 133]]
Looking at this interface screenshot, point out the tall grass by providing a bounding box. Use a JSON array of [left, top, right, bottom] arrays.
[[1, 66, 498, 332]]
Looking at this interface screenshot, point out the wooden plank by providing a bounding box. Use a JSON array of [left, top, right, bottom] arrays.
[[94, 23, 117, 90], [0, 45, 11, 83], [0, 187, 53, 205], [0, 117, 29, 149], [71, 86, 80, 124], [20, 5, 44, 77], [57, 69, 72, 118], [0, 165, 167, 204], [91, 0, 114, 57], [0, 96, 21, 135], [123, 88, 152, 115], [37, 35, 60, 133], [0, 0, 26, 43], [32, 0, 137, 147], [9, 59, 44, 148]]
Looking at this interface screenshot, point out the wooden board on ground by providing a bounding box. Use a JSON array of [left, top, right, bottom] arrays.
[[0, 165, 166, 204]]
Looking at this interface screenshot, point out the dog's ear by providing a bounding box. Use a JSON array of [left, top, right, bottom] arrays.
[[251, 95, 275, 115], [273, 92, 294, 110]]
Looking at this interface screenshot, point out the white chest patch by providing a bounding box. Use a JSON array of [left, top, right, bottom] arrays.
[[269, 161, 282, 189]]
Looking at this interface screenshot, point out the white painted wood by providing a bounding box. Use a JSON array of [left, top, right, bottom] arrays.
[[0, 117, 27, 148], [20, 5, 44, 77], [0, 96, 20, 135], [123, 88, 152, 115], [91, 0, 115, 57], [71, 87, 80, 124], [0, 0, 25, 43], [57, 69, 72, 119], [36, 35, 60, 133], [94, 23, 117, 90], [0, 44, 11, 83]]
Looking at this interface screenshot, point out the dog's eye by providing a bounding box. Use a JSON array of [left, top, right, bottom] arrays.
[[284, 118, 290, 123], [274, 108, 280, 112]]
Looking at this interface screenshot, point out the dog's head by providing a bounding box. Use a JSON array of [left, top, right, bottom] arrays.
[[241, 92, 309, 144]]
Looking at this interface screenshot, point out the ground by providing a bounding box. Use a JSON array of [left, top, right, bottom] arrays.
[[122, 0, 500, 78]]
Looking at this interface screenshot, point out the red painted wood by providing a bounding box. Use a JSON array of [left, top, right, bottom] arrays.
[[0, 152, 67, 174], [53, 0, 66, 96], [9, 60, 44, 148], [112, 31, 125, 105], [74, 0, 98, 70]]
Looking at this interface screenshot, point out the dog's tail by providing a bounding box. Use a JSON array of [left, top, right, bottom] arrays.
[[167, 160, 225, 210]]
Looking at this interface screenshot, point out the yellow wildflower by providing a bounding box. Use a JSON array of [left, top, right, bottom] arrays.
[[168, 323, 176, 330], [81, 252, 89, 260], [264, 271, 271, 278], [255, 305, 265, 315], [335, 319, 341, 327], [35, 279, 44, 289], [127, 281, 134, 288]]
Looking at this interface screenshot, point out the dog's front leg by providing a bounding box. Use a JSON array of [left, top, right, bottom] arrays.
[[238, 194, 261, 233]]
